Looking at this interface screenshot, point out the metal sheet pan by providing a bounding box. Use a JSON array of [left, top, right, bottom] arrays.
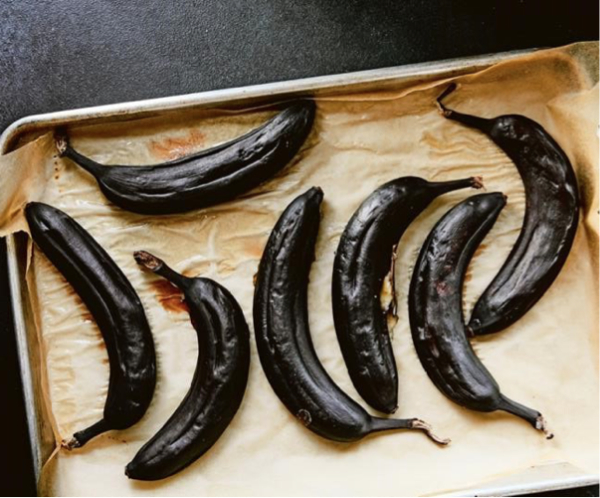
[[1, 48, 598, 496]]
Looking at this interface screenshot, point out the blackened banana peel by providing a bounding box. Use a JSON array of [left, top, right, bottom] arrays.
[[437, 84, 579, 336], [25, 203, 156, 448], [332, 176, 482, 413], [253, 187, 448, 445], [409, 193, 552, 438], [57, 101, 316, 215], [126, 252, 250, 481]]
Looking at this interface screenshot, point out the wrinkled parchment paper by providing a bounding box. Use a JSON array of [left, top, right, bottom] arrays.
[[0, 43, 597, 496]]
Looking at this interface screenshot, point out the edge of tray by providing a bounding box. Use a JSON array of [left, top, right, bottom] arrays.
[[5, 236, 43, 484], [0, 48, 536, 154]]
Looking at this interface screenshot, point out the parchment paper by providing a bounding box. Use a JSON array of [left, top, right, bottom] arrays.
[[0, 43, 597, 496]]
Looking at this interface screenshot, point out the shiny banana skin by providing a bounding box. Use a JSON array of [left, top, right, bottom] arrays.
[[437, 84, 580, 336], [409, 193, 552, 438], [57, 101, 316, 215], [25, 203, 156, 448], [332, 176, 482, 413], [253, 187, 448, 445], [126, 252, 250, 481]]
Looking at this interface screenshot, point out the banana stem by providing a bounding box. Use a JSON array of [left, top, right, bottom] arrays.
[[370, 417, 450, 446], [134, 250, 188, 289], [410, 419, 451, 445], [436, 83, 493, 133], [55, 133, 69, 156], [64, 418, 109, 450], [430, 176, 484, 195], [498, 395, 553, 439], [57, 137, 105, 176]]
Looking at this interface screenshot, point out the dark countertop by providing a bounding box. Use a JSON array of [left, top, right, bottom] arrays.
[[1, 1, 597, 495]]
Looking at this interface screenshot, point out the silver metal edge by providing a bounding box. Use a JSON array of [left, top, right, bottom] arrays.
[[6, 236, 42, 483], [0, 48, 537, 153], [444, 466, 600, 497], [1, 46, 597, 494], [481, 472, 600, 497]]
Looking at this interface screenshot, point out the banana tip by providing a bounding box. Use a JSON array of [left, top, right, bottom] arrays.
[[310, 186, 324, 199], [412, 419, 451, 446], [467, 318, 481, 336], [134, 250, 163, 271]]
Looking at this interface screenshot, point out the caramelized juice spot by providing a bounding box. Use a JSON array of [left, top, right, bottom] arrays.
[[473, 243, 488, 258], [150, 129, 206, 161], [151, 280, 189, 313]]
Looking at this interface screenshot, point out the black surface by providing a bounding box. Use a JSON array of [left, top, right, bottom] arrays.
[[0, 1, 597, 495]]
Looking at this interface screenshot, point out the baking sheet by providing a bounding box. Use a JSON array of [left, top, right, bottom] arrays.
[[0, 42, 597, 496]]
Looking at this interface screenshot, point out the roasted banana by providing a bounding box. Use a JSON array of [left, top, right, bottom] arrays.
[[25, 203, 156, 448], [58, 101, 316, 214], [437, 84, 579, 336], [126, 251, 250, 481], [409, 193, 552, 437]]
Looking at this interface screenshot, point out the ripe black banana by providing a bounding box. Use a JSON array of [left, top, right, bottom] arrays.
[[57, 101, 316, 215], [126, 251, 250, 481], [253, 187, 448, 445], [409, 193, 552, 437], [437, 84, 579, 336], [332, 176, 482, 413], [25, 202, 156, 448]]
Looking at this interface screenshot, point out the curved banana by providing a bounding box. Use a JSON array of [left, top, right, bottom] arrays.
[[25, 203, 156, 448], [58, 101, 316, 214], [126, 252, 250, 481], [437, 84, 579, 336], [409, 193, 552, 438]]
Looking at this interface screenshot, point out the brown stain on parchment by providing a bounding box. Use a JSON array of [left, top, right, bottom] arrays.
[[242, 237, 267, 259], [473, 243, 488, 259], [151, 280, 189, 313], [150, 129, 206, 161], [217, 236, 266, 275]]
